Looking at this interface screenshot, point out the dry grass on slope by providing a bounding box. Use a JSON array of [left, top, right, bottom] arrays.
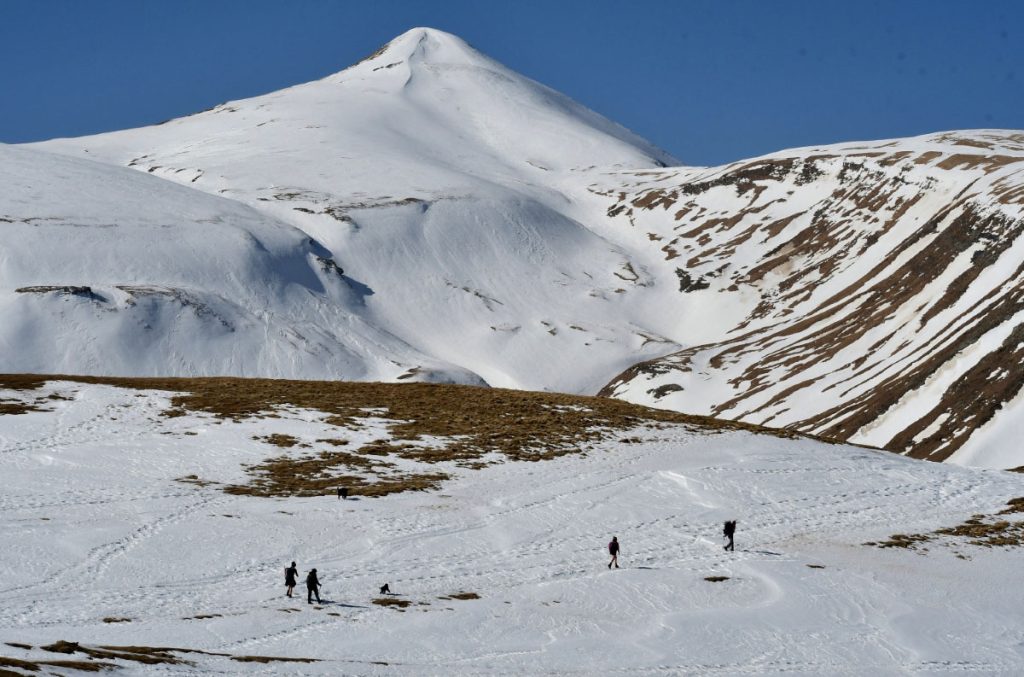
[[0, 640, 322, 671], [867, 496, 1024, 553], [0, 374, 828, 499]]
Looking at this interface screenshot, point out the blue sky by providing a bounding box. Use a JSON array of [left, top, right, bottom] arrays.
[[1, 0, 1020, 165]]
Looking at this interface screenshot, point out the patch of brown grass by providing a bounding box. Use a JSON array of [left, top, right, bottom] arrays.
[[998, 497, 1024, 514], [0, 654, 118, 672], [230, 655, 319, 664], [0, 374, 823, 498], [98, 645, 228, 658], [175, 474, 216, 488], [17, 639, 327, 671], [0, 376, 50, 391], [40, 640, 86, 654], [440, 592, 480, 600], [101, 616, 131, 623], [40, 640, 191, 665], [869, 498, 1024, 551], [0, 398, 50, 416], [935, 519, 1024, 547], [254, 433, 300, 448], [0, 655, 40, 671], [869, 533, 933, 549], [704, 576, 730, 582], [372, 597, 412, 608]]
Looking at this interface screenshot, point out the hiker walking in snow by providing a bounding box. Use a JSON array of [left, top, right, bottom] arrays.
[[306, 568, 322, 604], [608, 536, 620, 569], [285, 561, 298, 598], [723, 520, 736, 552]]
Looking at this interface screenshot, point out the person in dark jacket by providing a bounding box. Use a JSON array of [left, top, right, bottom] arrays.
[[723, 520, 737, 552], [608, 536, 620, 569], [306, 568, 321, 604], [284, 561, 298, 598]]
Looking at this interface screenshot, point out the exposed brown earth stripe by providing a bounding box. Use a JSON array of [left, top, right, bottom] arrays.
[[879, 324, 1024, 461], [0, 640, 329, 671], [804, 266, 1024, 457], [598, 136, 1024, 464], [706, 206, 1022, 422]]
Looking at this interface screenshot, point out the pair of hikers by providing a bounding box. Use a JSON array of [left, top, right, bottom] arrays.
[[605, 520, 737, 568], [284, 561, 322, 604]]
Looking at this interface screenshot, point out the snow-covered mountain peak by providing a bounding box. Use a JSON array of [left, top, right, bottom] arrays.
[[20, 30, 682, 393], [368, 26, 485, 68]]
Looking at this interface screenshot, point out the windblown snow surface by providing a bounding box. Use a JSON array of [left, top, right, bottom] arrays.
[[2, 379, 1024, 674]]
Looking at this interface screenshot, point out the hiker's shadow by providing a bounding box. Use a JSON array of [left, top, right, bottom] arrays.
[[320, 600, 369, 609]]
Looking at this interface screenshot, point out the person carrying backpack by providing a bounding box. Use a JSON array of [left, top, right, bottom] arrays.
[[723, 520, 737, 552], [608, 536, 620, 569], [306, 568, 322, 604], [284, 561, 298, 598]]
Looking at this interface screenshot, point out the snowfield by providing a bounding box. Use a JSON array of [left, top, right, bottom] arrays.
[[2, 379, 1024, 675]]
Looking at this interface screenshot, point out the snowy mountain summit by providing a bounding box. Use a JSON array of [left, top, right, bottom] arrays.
[[16, 27, 683, 394], [5, 28, 1024, 467]]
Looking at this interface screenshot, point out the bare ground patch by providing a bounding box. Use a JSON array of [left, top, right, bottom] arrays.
[[439, 591, 480, 600], [230, 655, 319, 664], [372, 597, 412, 609], [0, 374, 814, 499], [866, 497, 1024, 551], [0, 398, 52, 416], [3, 640, 324, 671]]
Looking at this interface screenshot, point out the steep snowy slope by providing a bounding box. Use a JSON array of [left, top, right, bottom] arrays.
[[33, 27, 683, 393], [597, 131, 1024, 466], [0, 144, 481, 382], [2, 376, 1024, 674]]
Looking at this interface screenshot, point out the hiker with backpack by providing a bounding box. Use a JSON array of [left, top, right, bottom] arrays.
[[306, 568, 322, 604], [608, 536, 620, 569], [284, 561, 298, 598], [723, 520, 737, 552]]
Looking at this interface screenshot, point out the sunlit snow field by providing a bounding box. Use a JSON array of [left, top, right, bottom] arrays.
[[2, 381, 1024, 675]]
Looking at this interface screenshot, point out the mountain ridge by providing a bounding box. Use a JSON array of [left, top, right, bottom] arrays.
[[7, 28, 1024, 467], [595, 129, 1024, 466]]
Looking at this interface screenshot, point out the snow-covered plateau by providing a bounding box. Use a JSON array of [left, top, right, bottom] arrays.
[[2, 377, 1024, 675]]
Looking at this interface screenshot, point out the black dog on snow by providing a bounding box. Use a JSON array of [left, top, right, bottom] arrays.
[[379, 583, 391, 594]]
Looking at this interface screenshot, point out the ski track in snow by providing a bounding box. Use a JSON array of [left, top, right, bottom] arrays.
[[2, 384, 1024, 674]]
